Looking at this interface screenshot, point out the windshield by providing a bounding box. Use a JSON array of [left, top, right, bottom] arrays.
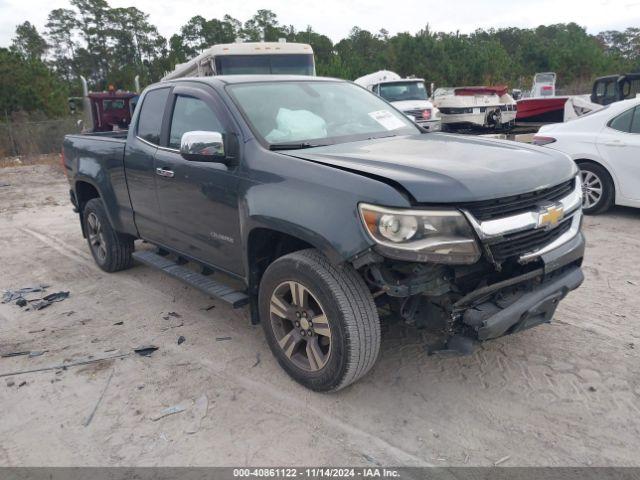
[[534, 73, 555, 83], [434, 87, 454, 98], [378, 81, 428, 102], [228, 81, 419, 146], [103, 99, 126, 111], [215, 54, 315, 76]]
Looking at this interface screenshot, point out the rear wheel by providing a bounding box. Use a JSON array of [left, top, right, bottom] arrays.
[[83, 198, 134, 272], [259, 249, 380, 392], [578, 162, 614, 215]]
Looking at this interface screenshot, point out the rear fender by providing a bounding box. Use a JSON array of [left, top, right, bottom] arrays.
[[65, 135, 138, 237]]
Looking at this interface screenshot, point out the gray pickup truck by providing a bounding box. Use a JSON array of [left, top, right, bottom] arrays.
[[63, 75, 585, 391]]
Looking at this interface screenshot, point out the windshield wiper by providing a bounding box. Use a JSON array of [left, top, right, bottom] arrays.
[[268, 142, 327, 151]]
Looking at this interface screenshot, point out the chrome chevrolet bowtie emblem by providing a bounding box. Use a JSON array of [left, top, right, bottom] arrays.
[[537, 204, 564, 229]]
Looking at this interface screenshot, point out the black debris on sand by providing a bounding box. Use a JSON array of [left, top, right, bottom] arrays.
[[134, 346, 159, 357], [1, 285, 69, 311]]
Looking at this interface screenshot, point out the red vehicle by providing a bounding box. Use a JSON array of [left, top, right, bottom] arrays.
[[79, 76, 139, 132], [87, 91, 138, 132]]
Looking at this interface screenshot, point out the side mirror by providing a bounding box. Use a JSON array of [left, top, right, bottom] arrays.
[[180, 131, 226, 163]]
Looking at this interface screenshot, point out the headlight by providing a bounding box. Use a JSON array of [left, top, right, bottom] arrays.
[[359, 203, 481, 264]]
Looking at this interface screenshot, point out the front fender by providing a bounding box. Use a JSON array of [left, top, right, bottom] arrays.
[[242, 182, 369, 265], [245, 214, 346, 265], [240, 145, 412, 267]]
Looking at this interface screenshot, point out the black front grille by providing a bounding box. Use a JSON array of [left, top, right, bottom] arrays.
[[461, 179, 574, 221], [489, 218, 572, 262]]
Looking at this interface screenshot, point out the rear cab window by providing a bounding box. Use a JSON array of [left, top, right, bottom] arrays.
[[137, 88, 170, 145], [214, 54, 314, 76]]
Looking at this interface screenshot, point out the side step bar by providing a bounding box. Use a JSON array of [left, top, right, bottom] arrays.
[[132, 250, 249, 308]]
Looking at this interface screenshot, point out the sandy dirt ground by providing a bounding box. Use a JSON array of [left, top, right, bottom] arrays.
[[0, 161, 639, 467]]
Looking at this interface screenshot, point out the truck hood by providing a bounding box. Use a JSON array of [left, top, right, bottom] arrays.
[[281, 133, 577, 203]]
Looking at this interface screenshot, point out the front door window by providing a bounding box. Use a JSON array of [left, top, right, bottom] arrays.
[[169, 96, 225, 149]]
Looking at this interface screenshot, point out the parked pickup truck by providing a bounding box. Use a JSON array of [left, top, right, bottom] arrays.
[[63, 75, 585, 391]]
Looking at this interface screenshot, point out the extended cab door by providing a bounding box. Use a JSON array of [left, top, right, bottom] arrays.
[[596, 105, 640, 202], [153, 85, 244, 276], [124, 87, 171, 242]]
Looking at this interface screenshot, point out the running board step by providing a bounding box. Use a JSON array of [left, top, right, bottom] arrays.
[[132, 250, 249, 308]]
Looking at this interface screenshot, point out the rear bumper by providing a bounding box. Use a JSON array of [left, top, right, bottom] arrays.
[[461, 232, 585, 341]]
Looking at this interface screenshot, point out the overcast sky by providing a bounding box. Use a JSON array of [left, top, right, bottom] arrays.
[[1, 0, 639, 47]]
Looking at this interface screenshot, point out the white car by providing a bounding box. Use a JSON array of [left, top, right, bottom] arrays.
[[533, 97, 640, 214]]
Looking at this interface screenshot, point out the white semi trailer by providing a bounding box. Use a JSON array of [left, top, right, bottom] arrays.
[[162, 41, 315, 81]]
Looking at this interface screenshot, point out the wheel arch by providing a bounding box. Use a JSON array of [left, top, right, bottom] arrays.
[[245, 225, 341, 325], [74, 174, 137, 238], [75, 179, 102, 238], [75, 179, 101, 211]]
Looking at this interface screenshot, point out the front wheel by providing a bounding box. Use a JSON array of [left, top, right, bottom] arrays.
[[259, 249, 380, 392]]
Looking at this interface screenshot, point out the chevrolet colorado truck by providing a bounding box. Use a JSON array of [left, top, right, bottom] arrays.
[[63, 75, 585, 392]]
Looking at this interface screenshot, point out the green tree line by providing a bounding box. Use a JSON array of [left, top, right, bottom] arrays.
[[2, 0, 639, 118]]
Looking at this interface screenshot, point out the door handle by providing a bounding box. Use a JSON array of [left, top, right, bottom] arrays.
[[604, 140, 626, 147], [156, 167, 175, 178]]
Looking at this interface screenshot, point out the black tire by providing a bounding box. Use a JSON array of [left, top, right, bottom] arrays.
[[578, 162, 614, 215], [259, 249, 380, 392], [83, 198, 134, 272]]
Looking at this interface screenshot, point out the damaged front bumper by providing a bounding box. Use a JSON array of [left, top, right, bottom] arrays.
[[461, 264, 583, 341], [355, 175, 586, 352], [460, 232, 584, 341], [359, 226, 585, 353]]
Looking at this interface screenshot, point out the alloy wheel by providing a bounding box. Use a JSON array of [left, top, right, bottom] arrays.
[[580, 170, 603, 210], [269, 281, 332, 372], [87, 212, 107, 262]]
